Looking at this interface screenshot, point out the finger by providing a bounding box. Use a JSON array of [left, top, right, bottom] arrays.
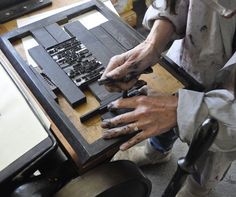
[[102, 54, 126, 77], [106, 62, 139, 80], [137, 85, 148, 95], [101, 111, 138, 128], [108, 96, 143, 109], [102, 78, 138, 92], [138, 85, 163, 96], [102, 122, 140, 139], [119, 131, 147, 150]]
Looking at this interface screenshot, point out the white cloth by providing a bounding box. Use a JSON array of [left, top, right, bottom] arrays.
[[143, 0, 236, 88], [177, 60, 236, 189], [143, 0, 236, 191]]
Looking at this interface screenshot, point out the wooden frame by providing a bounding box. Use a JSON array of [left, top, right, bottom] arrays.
[[0, 0, 144, 167]]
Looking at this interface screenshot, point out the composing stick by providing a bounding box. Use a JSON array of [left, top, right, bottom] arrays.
[[80, 92, 122, 123], [98, 67, 153, 86]]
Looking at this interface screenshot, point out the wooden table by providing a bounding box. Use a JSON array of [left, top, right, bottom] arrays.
[[0, 0, 183, 172]]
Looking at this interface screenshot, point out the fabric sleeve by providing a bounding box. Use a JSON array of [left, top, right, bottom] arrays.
[[177, 89, 236, 153], [142, 0, 189, 39]]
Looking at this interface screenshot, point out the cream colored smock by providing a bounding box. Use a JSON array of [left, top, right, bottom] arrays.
[[143, 0, 236, 190]]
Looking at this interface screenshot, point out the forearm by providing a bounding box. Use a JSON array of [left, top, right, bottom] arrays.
[[177, 89, 236, 152], [145, 19, 175, 56]]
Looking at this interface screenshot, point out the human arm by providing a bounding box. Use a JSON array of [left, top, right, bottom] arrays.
[[178, 54, 236, 152], [178, 89, 236, 152], [102, 57, 236, 152], [100, 0, 189, 92], [100, 19, 175, 92]]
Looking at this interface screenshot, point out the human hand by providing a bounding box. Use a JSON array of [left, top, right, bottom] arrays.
[[101, 92, 178, 150], [99, 41, 159, 92]]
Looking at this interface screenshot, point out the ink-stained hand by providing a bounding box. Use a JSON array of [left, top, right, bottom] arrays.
[[101, 94, 178, 151], [99, 41, 159, 92]]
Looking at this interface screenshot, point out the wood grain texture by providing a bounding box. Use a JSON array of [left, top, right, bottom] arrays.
[[0, 0, 184, 168], [58, 63, 183, 145], [141, 64, 184, 94]]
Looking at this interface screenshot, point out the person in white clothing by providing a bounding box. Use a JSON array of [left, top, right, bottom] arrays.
[[100, 0, 236, 196]]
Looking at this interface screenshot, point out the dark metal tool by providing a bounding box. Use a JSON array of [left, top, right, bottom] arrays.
[[162, 118, 219, 197], [98, 67, 153, 86], [80, 80, 147, 123], [80, 66, 153, 123], [122, 90, 128, 98]]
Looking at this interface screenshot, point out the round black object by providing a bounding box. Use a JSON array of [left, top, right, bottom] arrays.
[[97, 179, 150, 197], [55, 160, 152, 197]]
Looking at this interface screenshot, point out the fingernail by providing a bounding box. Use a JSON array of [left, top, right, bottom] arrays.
[[120, 143, 128, 151], [102, 131, 111, 139], [101, 119, 112, 128], [107, 103, 114, 110], [107, 103, 117, 112]]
